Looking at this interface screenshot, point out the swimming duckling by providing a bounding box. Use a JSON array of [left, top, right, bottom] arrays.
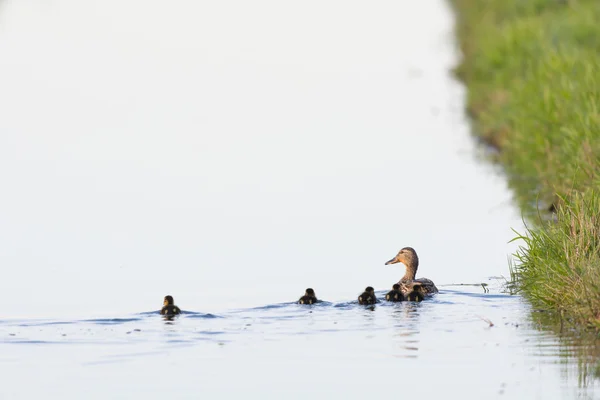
[[385, 247, 438, 297], [385, 283, 403, 302], [405, 286, 425, 302], [160, 295, 181, 316], [358, 286, 377, 305], [298, 288, 318, 305]]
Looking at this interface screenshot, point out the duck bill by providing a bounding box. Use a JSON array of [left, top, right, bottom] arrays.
[[385, 258, 399, 265]]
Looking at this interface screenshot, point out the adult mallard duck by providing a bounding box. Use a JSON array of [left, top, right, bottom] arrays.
[[358, 286, 377, 305], [298, 288, 319, 305], [385, 247, 438, 297], [385, 283, 403, 302], [161, 295, 182, 316]]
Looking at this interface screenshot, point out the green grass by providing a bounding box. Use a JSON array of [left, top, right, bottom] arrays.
[[511, 192, 600, 328], [451, 0, 600, 326]]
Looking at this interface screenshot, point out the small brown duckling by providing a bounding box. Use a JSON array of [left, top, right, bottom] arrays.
[[160, 295, 182, 316], [405, 286, 425, 302], [385, 283, 403, 302], [298, 288, 318, 305], [358, 286, 377, 305]]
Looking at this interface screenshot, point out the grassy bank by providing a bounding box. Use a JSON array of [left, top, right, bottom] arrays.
[[451, 0, 600, 327]]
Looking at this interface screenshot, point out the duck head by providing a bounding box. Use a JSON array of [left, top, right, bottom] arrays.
[[385, 246, 419, 280], [305, 288, 316, 297], [163, 295, 175, 306]]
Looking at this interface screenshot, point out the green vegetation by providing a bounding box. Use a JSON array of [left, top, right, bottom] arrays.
[[511, 192, 600, 327], [451, 0, 600, 327]]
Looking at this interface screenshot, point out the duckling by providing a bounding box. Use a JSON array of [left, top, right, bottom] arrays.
[[298, 288, 318, 305], [405, 285, 425, 302], [385, 283, 403, 302], [358, 286, 377, 305], [160, 295, 181, 316], [385, 247, 438, 297]]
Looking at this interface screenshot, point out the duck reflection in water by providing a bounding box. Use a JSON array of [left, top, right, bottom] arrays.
[[390, 302, 421, 358]]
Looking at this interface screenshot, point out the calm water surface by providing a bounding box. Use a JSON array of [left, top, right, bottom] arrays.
[[0, 0, 598, 399], [1, 289, 598, 399]]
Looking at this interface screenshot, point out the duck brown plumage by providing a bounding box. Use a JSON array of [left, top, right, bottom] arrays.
[[385, 247, 438, 297]]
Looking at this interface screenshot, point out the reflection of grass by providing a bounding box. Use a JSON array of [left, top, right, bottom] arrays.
[[451, 0, 600, 326], [529, 308, 600, 387]]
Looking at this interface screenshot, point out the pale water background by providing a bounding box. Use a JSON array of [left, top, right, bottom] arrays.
[[0, 0, 598, 399]]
